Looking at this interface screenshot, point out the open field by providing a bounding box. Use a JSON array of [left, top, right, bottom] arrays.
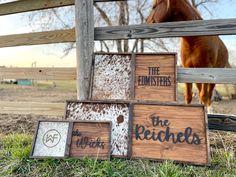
[[0, 82, 235, 176]]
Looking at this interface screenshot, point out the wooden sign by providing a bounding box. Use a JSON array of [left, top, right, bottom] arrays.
[[30, 121, 71, 158], [65, 101, 131, 157], [91, 53, 177, 102], [131, 103, 210, 165], [134, 54, 176, 101], [70, 121, 111, 160]]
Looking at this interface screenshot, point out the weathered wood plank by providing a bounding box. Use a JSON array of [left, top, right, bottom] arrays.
[[0, 0, 75, 16], [1, 67, 235, 83], [1, 19, 236, 48], [208, 114, 236, 132], [0, 67, 76, 80], [0, 0, 126, 16], [95, 18, 236, 40], [177, 68, 236, 84], [0, 29, 75, 48], [0, 101, 65, 116], [75, 0, 94, 100]]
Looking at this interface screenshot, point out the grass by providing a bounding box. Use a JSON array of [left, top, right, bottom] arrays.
[[34, 80, 76, 92], [0, 133, 235, 177], [0, 80, 77, 92]]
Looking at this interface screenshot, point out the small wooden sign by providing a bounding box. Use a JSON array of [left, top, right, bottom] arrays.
[[131, 103, 210, 165], [30, 121, 71, 158], [65, 101, 131, 157], [70, 121, 111, 160], [134, 54, 176, 101], [91, 53, 177, 102]]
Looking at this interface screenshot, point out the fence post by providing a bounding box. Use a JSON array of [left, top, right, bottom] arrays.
[[75, 0, 94, 100]]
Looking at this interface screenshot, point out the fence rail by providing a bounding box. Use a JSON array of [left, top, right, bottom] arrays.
[[1, 67, 236, 84], [1, 19, 236, 48], [95, 19, 236, 40], [0, 0, 124, 16], [0, 67, 76, 80], [177, 68, 236, 84], [0, 0, 74, 16], [0, 29, 75, 48], [0, 101, 64, 116]]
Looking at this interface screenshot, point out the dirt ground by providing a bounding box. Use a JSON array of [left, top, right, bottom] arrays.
[[0, 84, 235, 141]]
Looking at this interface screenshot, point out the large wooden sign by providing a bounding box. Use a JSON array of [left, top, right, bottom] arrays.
[[30, 121, 71, 158], [70, 121, 111, 160], [65, 101, 131, 157], [131, 103, 210, 165], [91, 53, 177, 102]]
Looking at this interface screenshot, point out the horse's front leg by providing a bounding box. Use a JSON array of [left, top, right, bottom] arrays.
[[207, 83, 216, 106], [185, 83, 193, 104], [195, 83, 202, 100], [199, 83, 209, 106]]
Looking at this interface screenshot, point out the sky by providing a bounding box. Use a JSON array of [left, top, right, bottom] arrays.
[[0, 0, 235, 67]]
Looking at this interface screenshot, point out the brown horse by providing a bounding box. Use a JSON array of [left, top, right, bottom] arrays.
[[146, 0, 229, 107]]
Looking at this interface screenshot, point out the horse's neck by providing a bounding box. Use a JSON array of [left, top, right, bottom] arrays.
[[173, 1, 203, 42], [173, 1, 202, 21]]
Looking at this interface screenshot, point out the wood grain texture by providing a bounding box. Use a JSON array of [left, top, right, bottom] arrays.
[[131, 103, 209, 165], [95, 18, 236, 40], [0, 67, 76, 80], [135, 54, 177, 102], [178, 68, 236, 84], [1, 67, 235, 83], [65, 101, 130, 157], [70, 122, 111, 160], [0, 29, 75, 47], [0, 29, 75, 48], [75, 0, 94, 100], [0, 0, 74, 16], [0, 0, 123, 16], [0, 101, 65, 116]]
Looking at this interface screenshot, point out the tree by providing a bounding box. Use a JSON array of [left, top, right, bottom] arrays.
[[25, 0, 219, 55]]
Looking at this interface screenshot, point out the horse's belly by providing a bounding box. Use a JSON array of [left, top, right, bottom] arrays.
[[181, 37, 221, 68]]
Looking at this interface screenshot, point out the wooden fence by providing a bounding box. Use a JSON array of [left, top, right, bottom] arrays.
[[0, 0, 235, 131]]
